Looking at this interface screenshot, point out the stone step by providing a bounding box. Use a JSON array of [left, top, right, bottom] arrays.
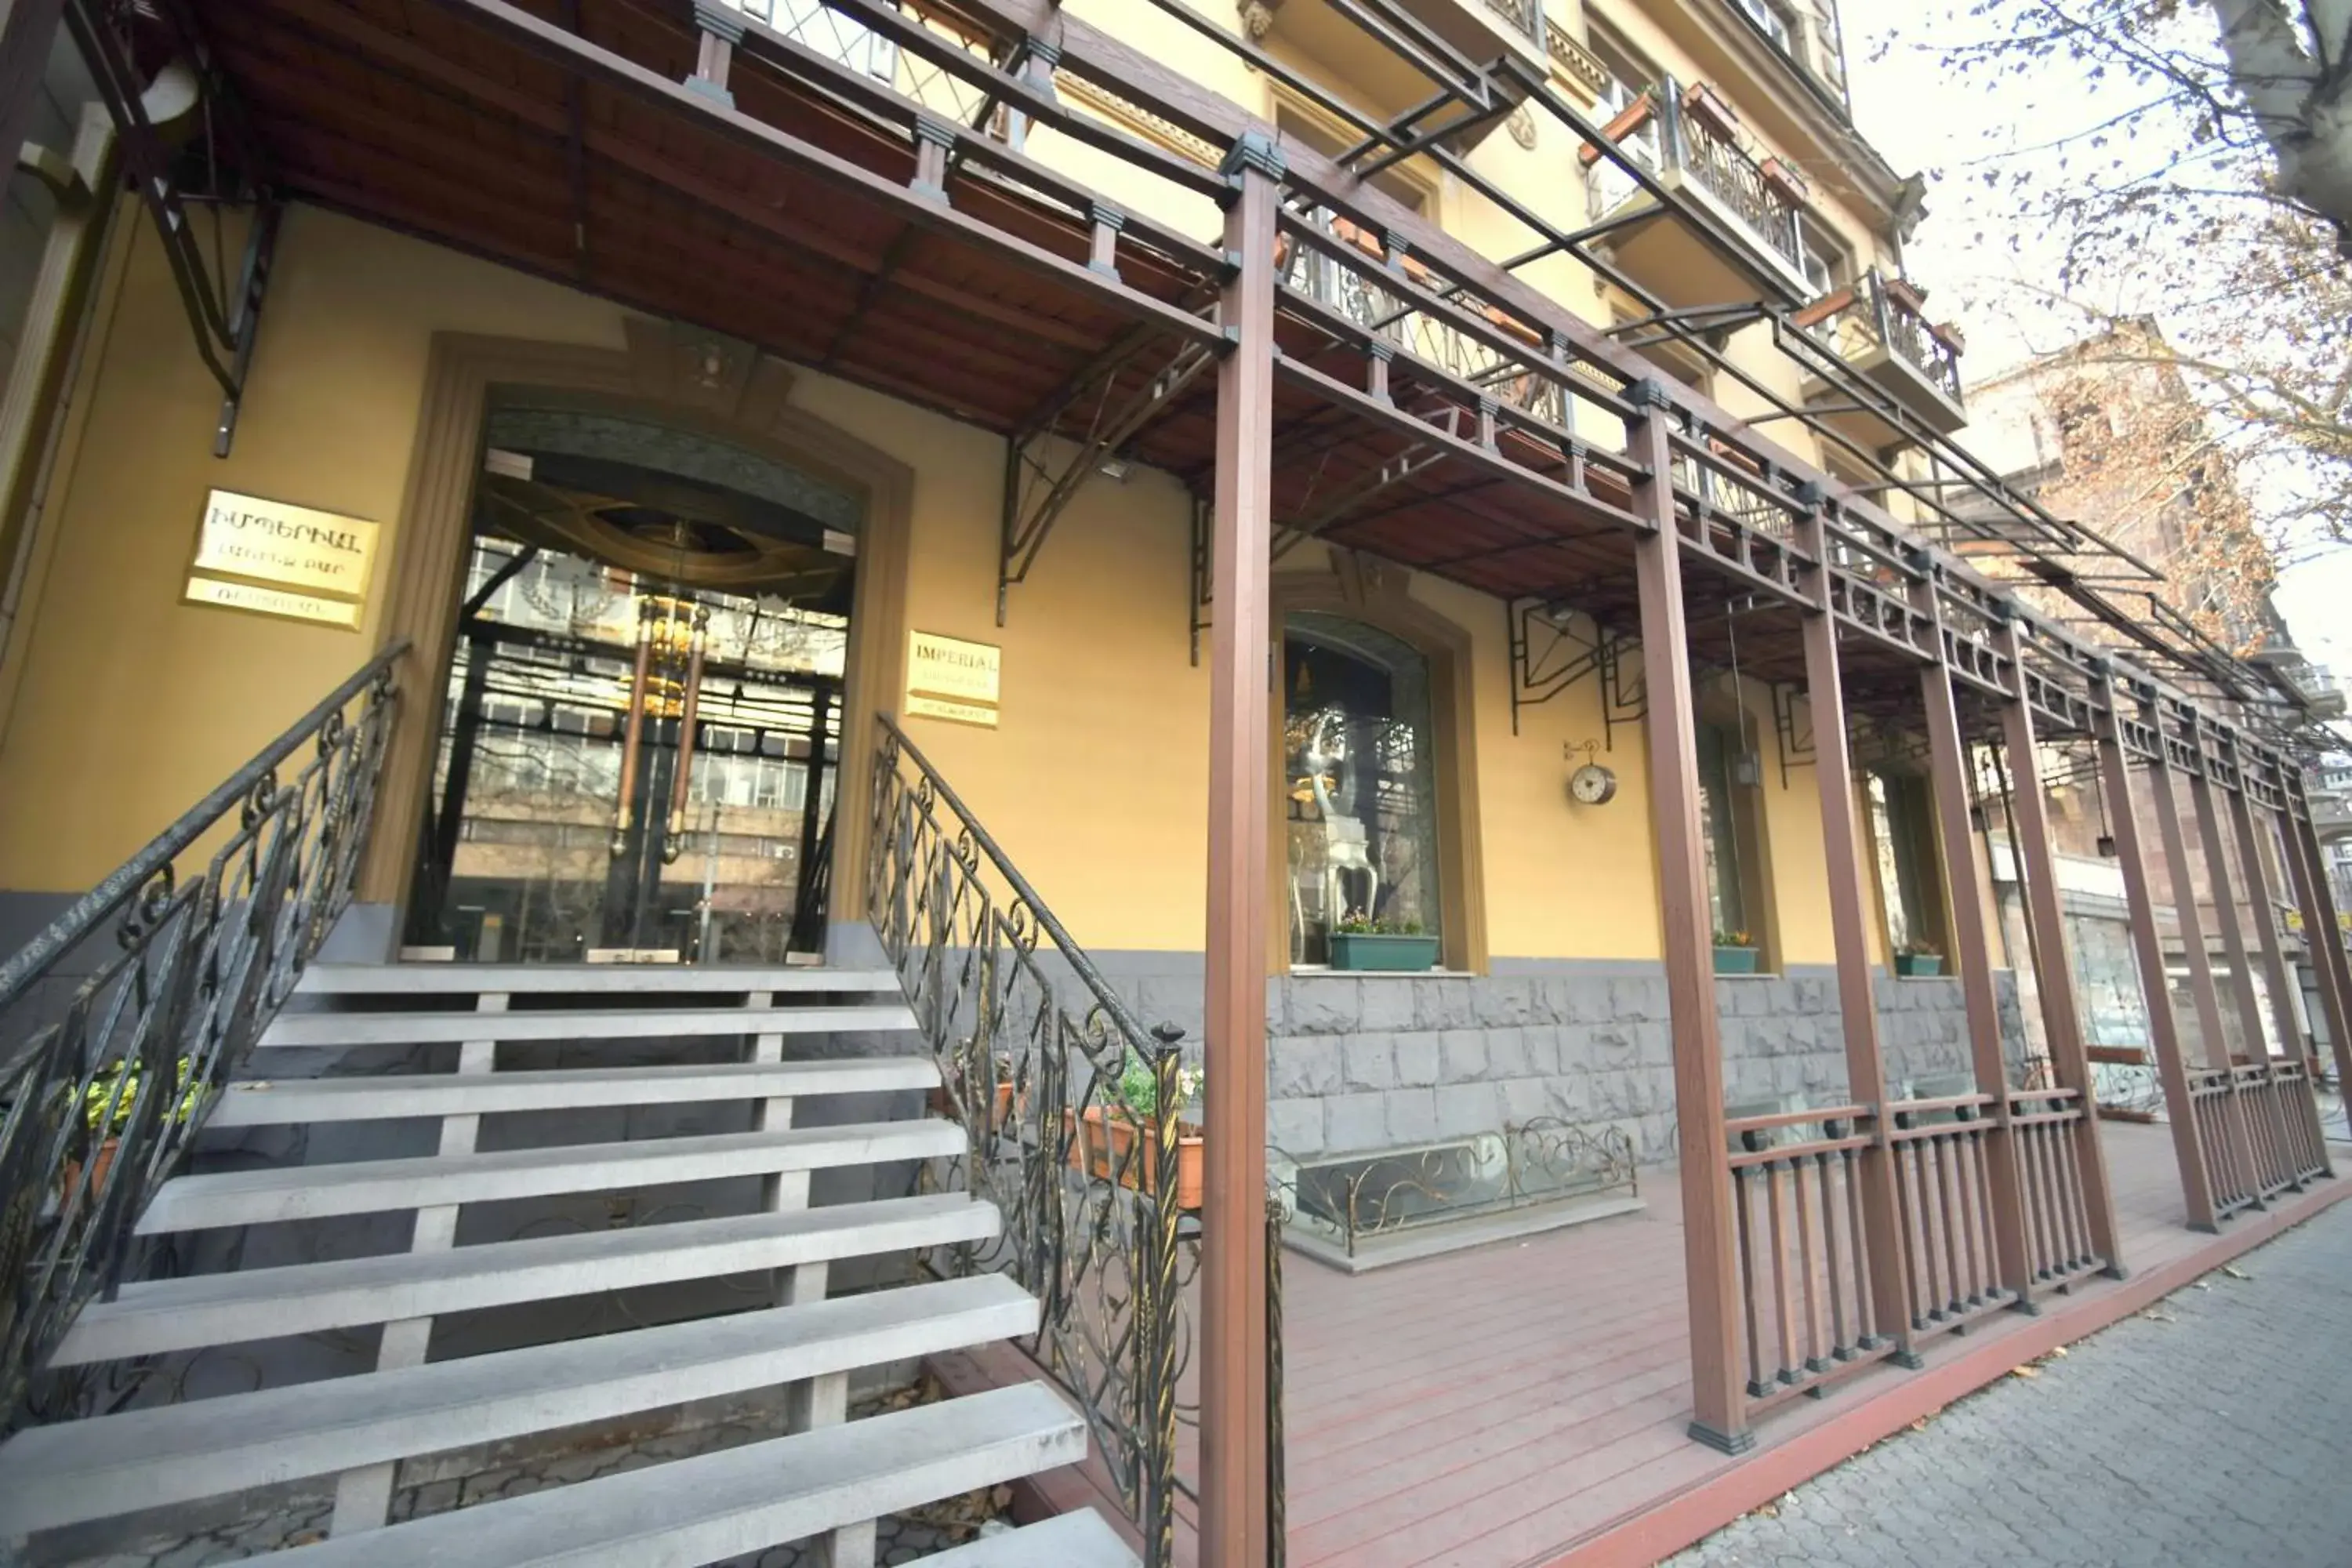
[[210, 1058, 939, 1127], [263, 1383, 1087, 1566], [921, 1510, 1142, 1566], [0, 1276, 1039, 1537], [259, 1004, 916, 1049], [137, 1120, 964, 1233], [56, 1193, 999, 1365], [297, 964, 902, 996]]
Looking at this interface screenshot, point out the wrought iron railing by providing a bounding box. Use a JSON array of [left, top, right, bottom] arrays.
[[1279, 206, 1582, 433], [866, 714, 1193, 1566], [1795, 268, 1965, 405], [1584, 78, 1808, 281], [1476, 0, 1543, 42], [0, 642, 405, 1432]]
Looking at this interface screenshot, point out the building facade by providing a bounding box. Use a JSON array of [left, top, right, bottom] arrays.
[[1, 0, 2348, 1563]]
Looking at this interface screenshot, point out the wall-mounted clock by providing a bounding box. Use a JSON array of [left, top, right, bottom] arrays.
[[1569, 762, 1618, 806]]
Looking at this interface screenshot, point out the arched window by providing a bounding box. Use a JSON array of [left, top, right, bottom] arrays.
[[1281, 612, 1443, 966]]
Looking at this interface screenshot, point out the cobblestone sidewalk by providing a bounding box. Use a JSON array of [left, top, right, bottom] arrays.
[[1668, 1196, 2352, 1568]]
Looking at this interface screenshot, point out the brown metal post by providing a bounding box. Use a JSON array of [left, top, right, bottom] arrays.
[[2228, 779, 2307, 1067], [1795, 510, 1912, 1356], [2186, 721, 2268, 1062], [1915, 637, 2034, 1303], [1628, 388, 1749, 1454], [1994, 627, 2121, 1274], [2096, 678, 2219, 1231], [1199, 130, 1280, 1568], [2176, 717, 2267, 1203], [2278, 779, 2352, 1092], [2147, 742, 2233, 1071]]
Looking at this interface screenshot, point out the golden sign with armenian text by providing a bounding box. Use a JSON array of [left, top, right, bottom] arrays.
[[184, 489, 378, 627]]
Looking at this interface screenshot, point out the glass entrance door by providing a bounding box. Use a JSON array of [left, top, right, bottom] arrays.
[[406, 434, 854, 964]]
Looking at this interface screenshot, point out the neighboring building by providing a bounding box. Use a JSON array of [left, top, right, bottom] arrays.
[[0, 2, 2346, 1566], [1951, 329, 2343, 1086]]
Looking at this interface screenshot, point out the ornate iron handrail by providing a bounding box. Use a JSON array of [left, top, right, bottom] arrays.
[[866, 713, 1189, 1566], [0, 641, 406, 1432]]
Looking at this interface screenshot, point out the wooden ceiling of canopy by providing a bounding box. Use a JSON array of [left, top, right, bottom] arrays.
[[194, 0, 1911, 688]]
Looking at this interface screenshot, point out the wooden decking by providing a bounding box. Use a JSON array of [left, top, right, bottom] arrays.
[[1269, 1119, 2350, 1567]]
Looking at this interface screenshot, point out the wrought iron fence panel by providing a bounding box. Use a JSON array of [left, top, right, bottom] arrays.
[[866, 716, 1190, 1566], [0, 645, 404, 1432]]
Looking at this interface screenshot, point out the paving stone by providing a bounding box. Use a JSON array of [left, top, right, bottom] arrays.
[[1670, 1200, 2352, 1568]]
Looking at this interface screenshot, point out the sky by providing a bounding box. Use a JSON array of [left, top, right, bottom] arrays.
[[1845, 9, 2352, 683]]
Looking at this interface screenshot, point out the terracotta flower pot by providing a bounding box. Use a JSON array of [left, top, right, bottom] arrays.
[[61, 1137, 121, 1203], [931, 1078, 1025, 1131], [1066, 1106, 1203, 1212]]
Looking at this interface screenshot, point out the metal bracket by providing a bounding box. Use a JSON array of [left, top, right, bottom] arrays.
[[1508, 597, 1613, 736], [996, 333, 1216, 622], [67, 0, 276, 458], [1512, 601, 1646, 749], [1772, 681, 1817, 788], [1189, 492, 1211, 667], [1270, 437, 1444, 564]]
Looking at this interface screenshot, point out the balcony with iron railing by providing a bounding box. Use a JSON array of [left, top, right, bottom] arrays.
[[1791, 267, 1969, 441], [1579, 74, 1821, 309], [1243, 0, 1548, 142]]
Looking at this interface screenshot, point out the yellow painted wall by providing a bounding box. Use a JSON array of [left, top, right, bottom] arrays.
[[0, 0, 1909, 971], [0, 204, 628, 894]]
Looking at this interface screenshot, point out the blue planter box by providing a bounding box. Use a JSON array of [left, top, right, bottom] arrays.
[[1712, 946, 1759, 975], [1894, 953, 1944, 978], [1330, 933, 1440, 972]]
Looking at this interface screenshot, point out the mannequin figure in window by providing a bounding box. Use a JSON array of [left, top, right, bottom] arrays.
[[1301, 710, 1380, 931]]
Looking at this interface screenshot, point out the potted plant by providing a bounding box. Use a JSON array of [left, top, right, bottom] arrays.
[[931, 1047, 1023, 1130], [1712, 929, 1759, 976], [64, 1056, 199, 1200], [1894, 942, 1944, 979], [1067, 1051, 1204, 1211], [1327, 911, 1440, 973]]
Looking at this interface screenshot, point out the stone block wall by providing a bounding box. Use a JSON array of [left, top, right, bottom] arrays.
[[1025, 949, 2027, 1167]]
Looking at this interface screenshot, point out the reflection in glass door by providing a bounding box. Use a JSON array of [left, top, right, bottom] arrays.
[[407, 439, 854, 964]]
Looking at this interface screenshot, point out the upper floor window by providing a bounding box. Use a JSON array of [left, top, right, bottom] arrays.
[[1796, 215, 1849, 299], [1735, 0, 1798, 53]]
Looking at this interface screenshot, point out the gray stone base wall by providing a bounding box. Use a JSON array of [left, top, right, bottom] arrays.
[[1054, 952, 2027, 1167]]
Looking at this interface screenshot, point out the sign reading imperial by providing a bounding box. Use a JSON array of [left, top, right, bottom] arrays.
[[184, 489, 379, 626], [905, 630, 1001, 728]]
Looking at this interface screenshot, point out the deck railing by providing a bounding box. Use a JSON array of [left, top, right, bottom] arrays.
[[1583, 77, 1808, 281], [1794, 268, 1965, 405], [1885, 1094, 2010, 1338], [2006, 1087, 2100, 1287], [867, 715, 1196, 1566], [2187, 1068, 2262, 1219], [0, 643, 405, 1432], [1724, 1105, 1893, 1406], [2194, 1062, 2328, 1217]]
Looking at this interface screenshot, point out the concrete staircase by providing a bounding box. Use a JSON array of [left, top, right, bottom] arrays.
[[0, 964, 1134, 1566]]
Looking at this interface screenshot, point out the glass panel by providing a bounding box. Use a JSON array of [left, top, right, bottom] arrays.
[[1696, 723, 1747, 940], [412, 409, 856, 966], [1283, 615, 1442, 966]]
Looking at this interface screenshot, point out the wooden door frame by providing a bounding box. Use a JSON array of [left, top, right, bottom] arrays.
[[356, 324, 914, 938]]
